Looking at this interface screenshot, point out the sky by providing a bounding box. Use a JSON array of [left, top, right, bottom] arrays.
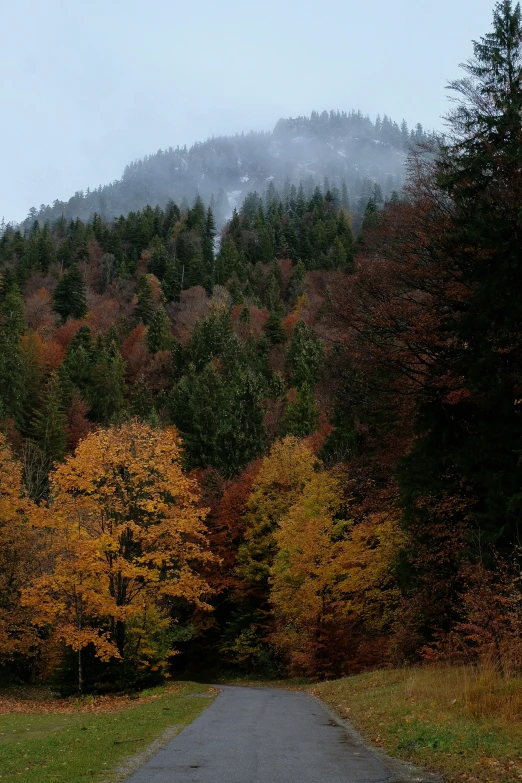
[[1, 0, 497, 223]]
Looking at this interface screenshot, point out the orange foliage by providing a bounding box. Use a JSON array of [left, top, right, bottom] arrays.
[[43, 338, 66, 371], [22, 422, 214, 676], [231, 305, 269, 341], [0, 434, 40, 663]]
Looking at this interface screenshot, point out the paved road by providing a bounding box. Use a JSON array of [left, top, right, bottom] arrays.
[[125, 685, 392, 783]]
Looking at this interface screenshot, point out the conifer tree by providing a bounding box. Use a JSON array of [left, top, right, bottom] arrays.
[[89, 341, 127, 423], [162, 258, 181, 302], [282, 383, 320, 437], [0, 284, 25, 423], [286, 321, 324, 387], [215, 237, 239, 286], [134, 275, 155, 325], [203, 207, 216, 270], [147, 306, 173, 354], [263, 311, 286, 345], [31, 372, 67, 469], [53, 265, 87, 322]]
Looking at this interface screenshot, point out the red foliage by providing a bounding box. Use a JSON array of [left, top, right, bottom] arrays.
[[205, 462, 261, 592], [24, 288, 57, 337], [65, 392, 95, 452], [146, 350, 173, 394], [53, 319, 86, 351], [42, 339, 66, 371], [86, 293, 120, 333], [121, 325, 150, 384], [168, 286, 210, 343]]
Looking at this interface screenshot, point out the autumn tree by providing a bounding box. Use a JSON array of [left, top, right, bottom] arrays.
[[270, 470, 349, 676], [23, 421, 214, 691], [0, 434, 40, 669], [225, 438, 318, 670], [271, 475, 404, 676]]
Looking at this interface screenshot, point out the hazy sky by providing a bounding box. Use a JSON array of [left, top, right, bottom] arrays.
[[2, 0, 496, 222]]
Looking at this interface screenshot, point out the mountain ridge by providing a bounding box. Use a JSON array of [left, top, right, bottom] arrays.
[[24, 109, 431, 228]]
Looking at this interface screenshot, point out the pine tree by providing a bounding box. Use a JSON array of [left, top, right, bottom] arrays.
[[147, 306, 173, 354], [263, 311, 285, 345], [402, 0, 522, 552], [89, 341, 127, 424], [162, 258, 181, 302], [135, 275, 155, 325], [0, 285, 25, 423], [282, 383, 320, 437], [61, 325, 94, 394], [31, 372, 67, 468], [286, 321, 324, 387], [215, 237, 239, 286], [148, 237, 169, 280], [203, 207, 216, 271], [53, 265, 87, 322]]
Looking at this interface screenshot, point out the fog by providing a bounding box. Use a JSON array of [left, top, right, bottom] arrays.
[[2, 0, 496, 222]]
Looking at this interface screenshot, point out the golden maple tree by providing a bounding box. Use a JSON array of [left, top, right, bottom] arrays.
[[236, 436, 319, 593], [270, 470, 404, 676], [22, 421, 214, 689]]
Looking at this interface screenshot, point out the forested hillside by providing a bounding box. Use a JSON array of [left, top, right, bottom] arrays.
[[1, 1, 521, 694], [23, 110, 430, 227]]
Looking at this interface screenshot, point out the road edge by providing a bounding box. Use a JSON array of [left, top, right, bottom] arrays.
[[311, 694, 444, 783]]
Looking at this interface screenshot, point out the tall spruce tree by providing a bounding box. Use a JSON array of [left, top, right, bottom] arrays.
[[0, 284, 25, 423], [31, 372, 67, 468], [53, 264, 87, 322], [401, 1, 522, 574]]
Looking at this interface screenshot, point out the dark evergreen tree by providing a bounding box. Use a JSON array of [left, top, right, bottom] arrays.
[[282, 383, 320, 437], [135, 275, 156, 325], [31, 372, 67, 468], [0, 284, 25, 422], [147, 306, 173, 354], [286, 320, 324, 387], [53, 264, 87, 322]]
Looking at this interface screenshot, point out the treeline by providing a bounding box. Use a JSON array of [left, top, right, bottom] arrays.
[[274, 108, 428, 149], [23, 108, 426, 226], [1, 0, 522, 691]]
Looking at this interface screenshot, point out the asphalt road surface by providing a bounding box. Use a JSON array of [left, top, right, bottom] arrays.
[[125, 685, 392, 783]]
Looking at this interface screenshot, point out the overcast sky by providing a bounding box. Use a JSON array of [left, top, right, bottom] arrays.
[[1, 0, 496, 223]]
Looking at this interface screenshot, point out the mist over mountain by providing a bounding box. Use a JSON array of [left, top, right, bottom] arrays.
[[26, 110, 431, 227]]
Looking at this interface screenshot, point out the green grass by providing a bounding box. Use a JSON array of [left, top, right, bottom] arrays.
[[313, 667, 522, 783], [0, 682, 216, 783]]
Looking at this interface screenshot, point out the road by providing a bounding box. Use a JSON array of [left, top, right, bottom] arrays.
[[124, 684, 393, 783]]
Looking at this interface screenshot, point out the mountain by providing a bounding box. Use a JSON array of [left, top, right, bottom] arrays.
[[27, 110, 430, 227]]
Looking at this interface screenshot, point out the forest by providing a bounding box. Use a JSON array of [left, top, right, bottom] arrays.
[[25, 109, 429, 228], [1, 0, 522, 695]]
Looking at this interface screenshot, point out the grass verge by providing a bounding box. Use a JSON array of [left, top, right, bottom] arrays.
[[313, 666, 522, 783], [0, 682, 216, 783]]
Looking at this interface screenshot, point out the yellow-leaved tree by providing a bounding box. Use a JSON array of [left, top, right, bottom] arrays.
[[0, 434, 40, 667], [236, 436, 319, 594], [225, 437, 319, 671], [22, 421, 214, 691], [269, 470, 348, 676], [270, 470, 404, 677]]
